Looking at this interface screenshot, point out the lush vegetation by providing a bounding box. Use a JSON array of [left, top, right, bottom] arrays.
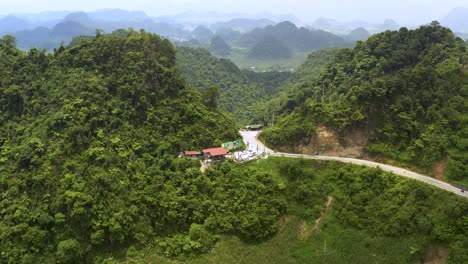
[[0, 30, 243, 262], [253, 48, 339, 127], [2, 21, 467, 264], [118, 158, 468, 263], [176, 46, 291, 124], [262, 23, 468, 184]]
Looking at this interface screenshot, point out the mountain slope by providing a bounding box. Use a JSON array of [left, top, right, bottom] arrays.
[[176, 46, 291, 124], [253, 48, 340, 124], [191, 26, 214, 44], [0, 15, 32, 35], [247, 35, 292, 59], [214, 27, 242, 43], [261, 23, 468, 184], [0, 31, 239, 262], [122, 158, 468, 263], [211, 18, 275, 32], [209, 35, 231, 55], [347, 27, 371, 41]]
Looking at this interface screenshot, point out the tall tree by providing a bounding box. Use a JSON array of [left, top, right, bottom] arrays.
[[202, 85, 220, 110]]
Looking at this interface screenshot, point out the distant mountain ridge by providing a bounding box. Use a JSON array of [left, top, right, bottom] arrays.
[[0, 15, 32, 35], [441, 7, 468, 33], [238, 21, 352, 52], [310, 17, 400, 35], [211, 18, 275, 32], [347, 27, 371, 41], [88, 8, 150, 21], [5, 10, 192, 49], [167, 11, 302, 24], [0, 9, 418, 52]]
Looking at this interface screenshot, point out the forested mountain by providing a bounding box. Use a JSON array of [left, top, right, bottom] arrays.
[[381, 19, 400, 31], [310, 17, 401, 35], [87, 9, 151, 21], [0, 31, 240, 262], [284, 48, 340, 89], [214, 27, 243, 43], [347, 27, 371, 41], [51, 21, 95, 40], [62, 12, 95, 27], [14, 27, 55, 49], [11, 11, 102, 50], [209, 35, 231, 55], [191, 26, 214, 44], [261, 22, 468, 185], [247, 35, 292, 59], [238, 21, 351, 51], [0, 15, 32, 35], [211, 18, 275, 32], [176, 46, 291, 124], [253, 48, 339, 122]]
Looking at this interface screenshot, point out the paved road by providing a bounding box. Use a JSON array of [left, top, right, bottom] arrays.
[[241, 130, 468, 198], [240, 130, 272, 154]]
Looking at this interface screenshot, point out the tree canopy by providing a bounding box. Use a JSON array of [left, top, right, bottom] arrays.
[[176, 46, 291, 125], [0, 30, 241, 262]]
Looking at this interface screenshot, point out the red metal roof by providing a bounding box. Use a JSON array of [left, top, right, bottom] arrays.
[[202, 147, 228, 156], [185, 151, 200, 155]]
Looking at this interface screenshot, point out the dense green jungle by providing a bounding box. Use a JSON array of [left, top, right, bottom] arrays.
[[0, 22, 467, 264]]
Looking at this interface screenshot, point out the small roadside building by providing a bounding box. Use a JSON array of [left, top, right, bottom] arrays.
[[202, 147, 228, 161], [184, 150, 201, 160], [222, 139, 244, 150], [245, 124, 263, 131]]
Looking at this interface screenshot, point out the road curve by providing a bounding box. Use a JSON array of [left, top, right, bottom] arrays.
[[242, 130, 468, 198]]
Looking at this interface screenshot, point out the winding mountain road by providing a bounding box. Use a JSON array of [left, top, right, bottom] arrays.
[[240, 130, 468, 198]]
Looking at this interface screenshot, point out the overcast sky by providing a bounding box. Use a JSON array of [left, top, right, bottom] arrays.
[[1, 0, 467, 24]]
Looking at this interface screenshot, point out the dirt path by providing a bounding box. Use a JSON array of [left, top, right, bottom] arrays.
[[299, 196, 334, 240], [312, 196, 333, 232]]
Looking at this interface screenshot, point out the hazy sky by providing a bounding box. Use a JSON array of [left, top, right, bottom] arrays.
[[1, 0, 467, 24]]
